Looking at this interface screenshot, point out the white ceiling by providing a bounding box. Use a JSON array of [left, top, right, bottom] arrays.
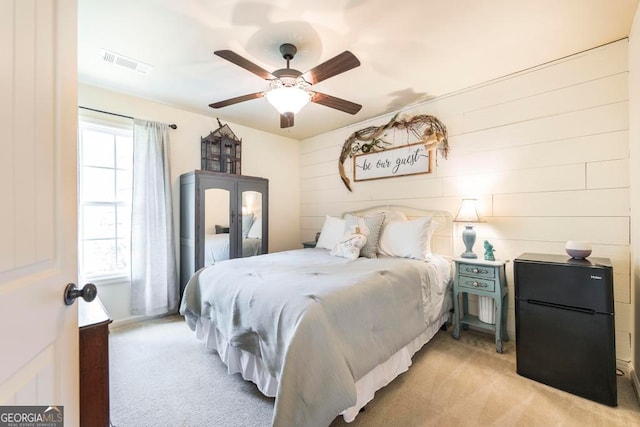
[[78, 0, 638, 140]]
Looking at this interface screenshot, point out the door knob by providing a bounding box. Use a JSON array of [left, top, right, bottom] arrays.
[[63, 283, 97, 305]]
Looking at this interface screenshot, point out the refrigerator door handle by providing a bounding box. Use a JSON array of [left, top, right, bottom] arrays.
[[526, 299, 596, 315]]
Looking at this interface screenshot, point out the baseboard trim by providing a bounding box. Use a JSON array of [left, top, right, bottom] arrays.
[[631, 366, 640, 405], [110, 312, 176, 330]]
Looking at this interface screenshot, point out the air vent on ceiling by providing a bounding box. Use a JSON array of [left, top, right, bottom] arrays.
[[99, 49, 152, 75]]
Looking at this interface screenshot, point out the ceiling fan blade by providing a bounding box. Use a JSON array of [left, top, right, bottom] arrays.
[[301, 51, 360, 85], [280, 112, 294, 128], [209, 92, 265, 109], [311, 92, 362, 115], [214, 50, 275, 80]]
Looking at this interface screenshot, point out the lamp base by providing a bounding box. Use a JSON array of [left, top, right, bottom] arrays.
[[460, 225, 477, 259]]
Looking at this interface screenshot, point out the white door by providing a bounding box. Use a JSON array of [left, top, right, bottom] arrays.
[[0, 0, 79, 424]]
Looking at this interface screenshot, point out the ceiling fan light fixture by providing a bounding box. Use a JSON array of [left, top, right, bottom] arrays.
[[211, 44, 362, 126], [266, 78, 311, 114]]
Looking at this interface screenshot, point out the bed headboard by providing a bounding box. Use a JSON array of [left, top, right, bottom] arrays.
[[344, 205, 454, 259]]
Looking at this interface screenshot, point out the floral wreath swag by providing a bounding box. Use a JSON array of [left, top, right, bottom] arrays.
[[338, 113, 449, 191]]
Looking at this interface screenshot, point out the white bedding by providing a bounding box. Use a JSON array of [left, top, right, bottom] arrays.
[[181, 248, 452, 425], [203, 233, 262, 264], [192, 305, 450, 423]]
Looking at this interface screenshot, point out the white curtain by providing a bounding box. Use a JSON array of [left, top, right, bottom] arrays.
[[130, 119, 179, 315]]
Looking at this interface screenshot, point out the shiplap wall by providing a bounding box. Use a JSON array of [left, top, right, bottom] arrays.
[[300, 40, 631, 364]]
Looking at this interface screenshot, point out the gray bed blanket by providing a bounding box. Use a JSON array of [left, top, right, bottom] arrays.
[[180, 249, 444, 426]]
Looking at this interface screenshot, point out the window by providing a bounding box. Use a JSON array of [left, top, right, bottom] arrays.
[[78, 119, 133, 282]]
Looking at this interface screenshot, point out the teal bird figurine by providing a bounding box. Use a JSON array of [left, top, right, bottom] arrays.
[[483, 240, 495, 261]]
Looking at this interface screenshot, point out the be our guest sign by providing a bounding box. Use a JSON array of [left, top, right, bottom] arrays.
[[353, 142, 432, 182]]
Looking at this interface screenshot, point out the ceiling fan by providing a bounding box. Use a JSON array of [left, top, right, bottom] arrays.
[[209, 43, 362, 128]]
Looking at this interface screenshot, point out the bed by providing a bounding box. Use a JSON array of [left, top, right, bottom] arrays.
[[180, 205, 453, 426], [203, 233, 262, 264], [203, 214, 264, 264]]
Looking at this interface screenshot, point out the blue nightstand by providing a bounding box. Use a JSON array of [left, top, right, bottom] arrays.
[[452, 258, 509, 353]]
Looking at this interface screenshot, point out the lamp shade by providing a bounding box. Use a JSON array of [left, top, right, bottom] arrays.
[[454, 198, 484, 258], [266, 86, 311, 114], [454, 198, 484, 223]]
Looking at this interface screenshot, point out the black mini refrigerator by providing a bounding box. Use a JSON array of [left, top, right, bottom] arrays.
[[514, 253, 616, 406]]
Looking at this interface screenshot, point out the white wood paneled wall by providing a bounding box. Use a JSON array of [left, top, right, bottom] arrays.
[[300, 40, 631, 364]]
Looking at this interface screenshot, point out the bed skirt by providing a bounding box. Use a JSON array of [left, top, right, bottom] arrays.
[[193, 311, 449, 423]]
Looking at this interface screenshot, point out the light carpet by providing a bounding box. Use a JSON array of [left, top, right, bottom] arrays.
[[109, 315, 639, 426]]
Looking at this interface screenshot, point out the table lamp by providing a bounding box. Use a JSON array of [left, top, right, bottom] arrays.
[[454, 198, 484, 258]]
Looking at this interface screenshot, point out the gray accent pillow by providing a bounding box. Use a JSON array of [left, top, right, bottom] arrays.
[[344, 213, 385, 258]]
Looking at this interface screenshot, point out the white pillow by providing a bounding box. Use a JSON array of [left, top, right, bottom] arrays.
[[330, 233, 367, 260], [378, 216, 434, 260], [316, 216, 346, 250], [426, 219, 439, 255], [246, 218, 262, 239]]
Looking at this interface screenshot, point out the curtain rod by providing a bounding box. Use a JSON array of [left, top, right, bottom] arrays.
[[78, 106, 177, 129]]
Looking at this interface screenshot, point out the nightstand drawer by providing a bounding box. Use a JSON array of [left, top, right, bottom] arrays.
[[458, 263, 495, 278], [458, 275, 496, 292]]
